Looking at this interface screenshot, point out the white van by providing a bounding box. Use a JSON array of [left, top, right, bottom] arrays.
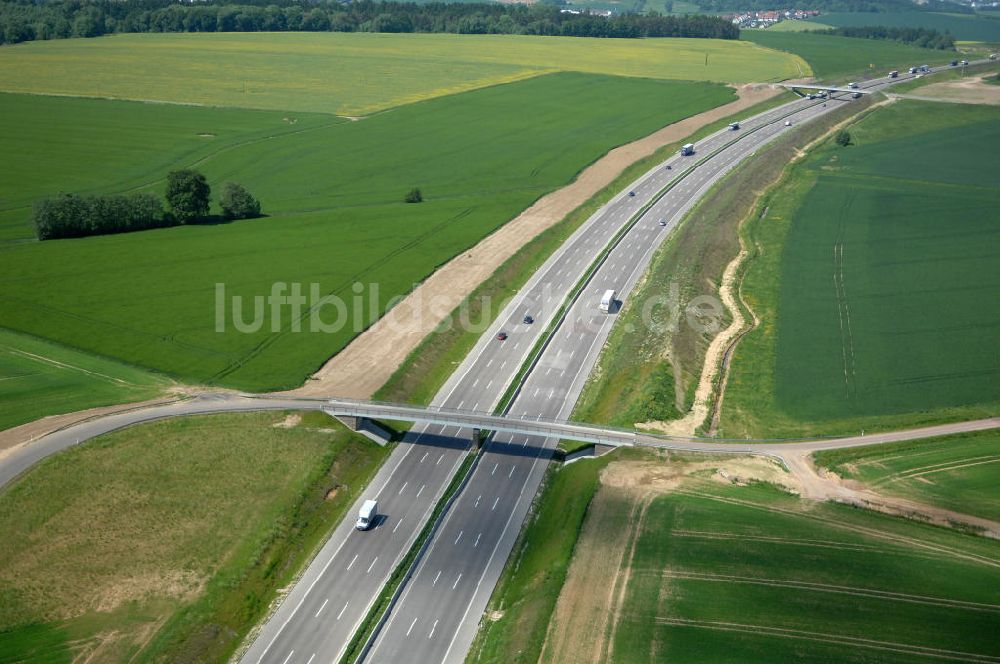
[[599, 289, 616, 314], [356, 499, 378, 530]]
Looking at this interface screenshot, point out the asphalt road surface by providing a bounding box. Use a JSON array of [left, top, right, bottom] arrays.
[[0, 61, 988, 664]]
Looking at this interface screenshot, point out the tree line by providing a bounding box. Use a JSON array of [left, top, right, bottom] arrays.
[[0, 0, 739, 45], [697, 0, 970, 13], [34, 170, 261, 240], [810, 25, 955, 50]]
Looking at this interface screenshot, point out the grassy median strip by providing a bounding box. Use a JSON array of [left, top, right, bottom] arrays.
[[341, 451, 478, 664], [375, 92, 796, 407]]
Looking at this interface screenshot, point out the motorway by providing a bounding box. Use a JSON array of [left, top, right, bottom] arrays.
[[360, 69, 951, 663], [0, 61, 987, 664]]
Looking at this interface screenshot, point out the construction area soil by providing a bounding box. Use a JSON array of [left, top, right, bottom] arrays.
[[292, 84, 781, 398], [908, 74, 1000, 105], [540, 450, 999, 662]]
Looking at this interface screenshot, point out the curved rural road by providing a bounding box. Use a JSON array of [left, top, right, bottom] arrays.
[[3, 59, 995, 664]]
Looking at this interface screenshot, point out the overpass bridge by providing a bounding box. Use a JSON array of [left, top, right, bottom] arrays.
[[321, 396, 760, 454], [779, 83, 875, 95]]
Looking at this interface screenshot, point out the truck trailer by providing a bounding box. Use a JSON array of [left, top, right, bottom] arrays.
[[680, 143, 695, 156]]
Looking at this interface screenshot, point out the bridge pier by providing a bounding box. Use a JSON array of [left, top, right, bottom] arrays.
[[326, 412, 392, 446]]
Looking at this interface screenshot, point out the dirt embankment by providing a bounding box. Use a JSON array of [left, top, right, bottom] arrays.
[[291, 84, 781, 399], [786, 450, 1000, 538], [898, 74, 1000, 105]]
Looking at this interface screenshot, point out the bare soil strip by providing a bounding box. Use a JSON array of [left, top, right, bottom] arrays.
[[897, 74, 1000, 106], [291, 85, 781, 398], [539, 486, 640, 664]]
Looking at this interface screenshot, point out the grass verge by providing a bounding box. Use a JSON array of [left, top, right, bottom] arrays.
[[0, 410, 389, 663]]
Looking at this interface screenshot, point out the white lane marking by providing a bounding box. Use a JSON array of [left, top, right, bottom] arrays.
[[472, 377, 480, 388], [420, 452, 428, 463], [346, 554, 358, 570], [509, 465, 515, 478], [315, 598, 329, 618], [366, 557, 378, 573], [491, 462, 498, 475], [306, 655, 315, 664], [433, 570, 442, 586], [437, 454, 444, 465], [492, 496, 500, 511], [533, 387, 540, 398], [280, 652, 294, 664], [429, 619, 439, 639], [486, 379, 493, 390], [474, 532, 482, 547], [407, 617, 418, 636], [473, 402, 480, 411], [337, 602, 349, 620], [453, 573, 463, 590], [398, 482, 408, 495], [475, 494, 481, 508], [455, 530, 464, 545], [393, 518, 403, 533], [416, 484, 426, 498], [486, 358, 494, 368]]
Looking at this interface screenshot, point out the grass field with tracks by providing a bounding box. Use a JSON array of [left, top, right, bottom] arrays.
[[742, 31, 954, 79], [471, 453, 1000, 663], [0, 73, 735, 393], [0, 328, 170, 432], [720, 100, 1000, 437], [611, 483, 1000, 663], [814, 430, 1000, 523], [0, 32, 806, 115], [0, 411, 387, 663]]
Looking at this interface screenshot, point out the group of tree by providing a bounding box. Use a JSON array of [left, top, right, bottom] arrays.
[[0, 0, 739, 46], [34, 169, 260, 240], [810, 25, 955, 50]]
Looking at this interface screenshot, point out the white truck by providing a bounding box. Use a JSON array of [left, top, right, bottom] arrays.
[[599, 290, 616, 314], [889, 70, 899, 78], [356, 499, 378, 531], [680, 143, 695, 156]]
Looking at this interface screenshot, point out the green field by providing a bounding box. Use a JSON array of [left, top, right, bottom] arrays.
[[820, 11, 1000, 42], [0, 73, 735, 393], [0, 33, 806, 115], [612, 483, 1000, 662], [0, 328, 170, 432], [742, 30, 954, 79], [721, 100, 1000, 437], [473, 454, 1000, 663], [766, 20, 833, 32], [814, 430, 1000, 523], [0, 411, 387, 663]]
